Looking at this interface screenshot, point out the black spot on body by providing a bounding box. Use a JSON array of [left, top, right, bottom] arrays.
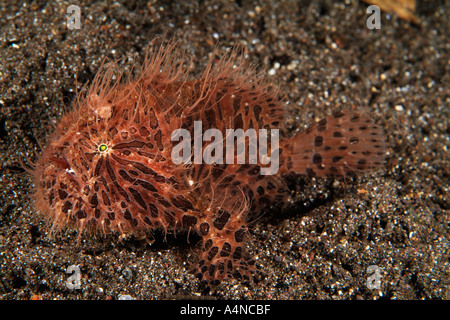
[[58, 189, 68, 200], [114, 182, 130, 202], [101, 190, 111, 206], [123, 209, 132, 220], [306, 168, 316, 177], [89, 193, 98, 206], [62, 201, 72, 214], [207, 246, 219, 261], [208, 264, 216, 277], [332, 111, 345, 118], [213, 210, 231, 230], [314, 136, 323, 147], [182, 214, 197, 228], [129, 187, 147, 210], [172, 195, 194, 211], [105, 156, 116, 181], [312, 153, 323, 164], [349, 137, 359, 144], [118, 169, 135, 183], [204, 239, 213, 251], [317, 119, 327, 131], [200, 222, 210, 236], [94, 156, 104, 176], [247, 166, 260, 175], [350, 115, 359, 122], [76, 210, 87, 219], [234, 228, 246, 243], [148, 203, 159, 217], [137, 179, 157, 192], [220, 242, 232, 257], [233, 247, 242, 260], [256, 186, 265, 195]]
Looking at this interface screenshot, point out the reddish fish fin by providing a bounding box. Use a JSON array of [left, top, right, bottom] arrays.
[[284, 111, 386, 177]]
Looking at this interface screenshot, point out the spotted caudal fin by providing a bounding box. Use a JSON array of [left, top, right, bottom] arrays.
[[281, 111, 386, 177]]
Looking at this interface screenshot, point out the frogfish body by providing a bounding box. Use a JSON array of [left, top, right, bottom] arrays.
[[33, 42, 386, 284]]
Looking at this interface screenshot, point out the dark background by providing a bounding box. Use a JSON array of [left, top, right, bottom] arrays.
[[0, 0, 448, 299]]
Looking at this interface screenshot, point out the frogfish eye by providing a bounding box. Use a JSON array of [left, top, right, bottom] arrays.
[[98, 144, 108, 152]]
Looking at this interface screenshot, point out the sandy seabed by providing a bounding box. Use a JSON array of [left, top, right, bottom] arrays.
[[0, 0, 448, 300]]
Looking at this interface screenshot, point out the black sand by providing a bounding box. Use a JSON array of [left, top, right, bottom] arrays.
[[0, 0, 448, 299]]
